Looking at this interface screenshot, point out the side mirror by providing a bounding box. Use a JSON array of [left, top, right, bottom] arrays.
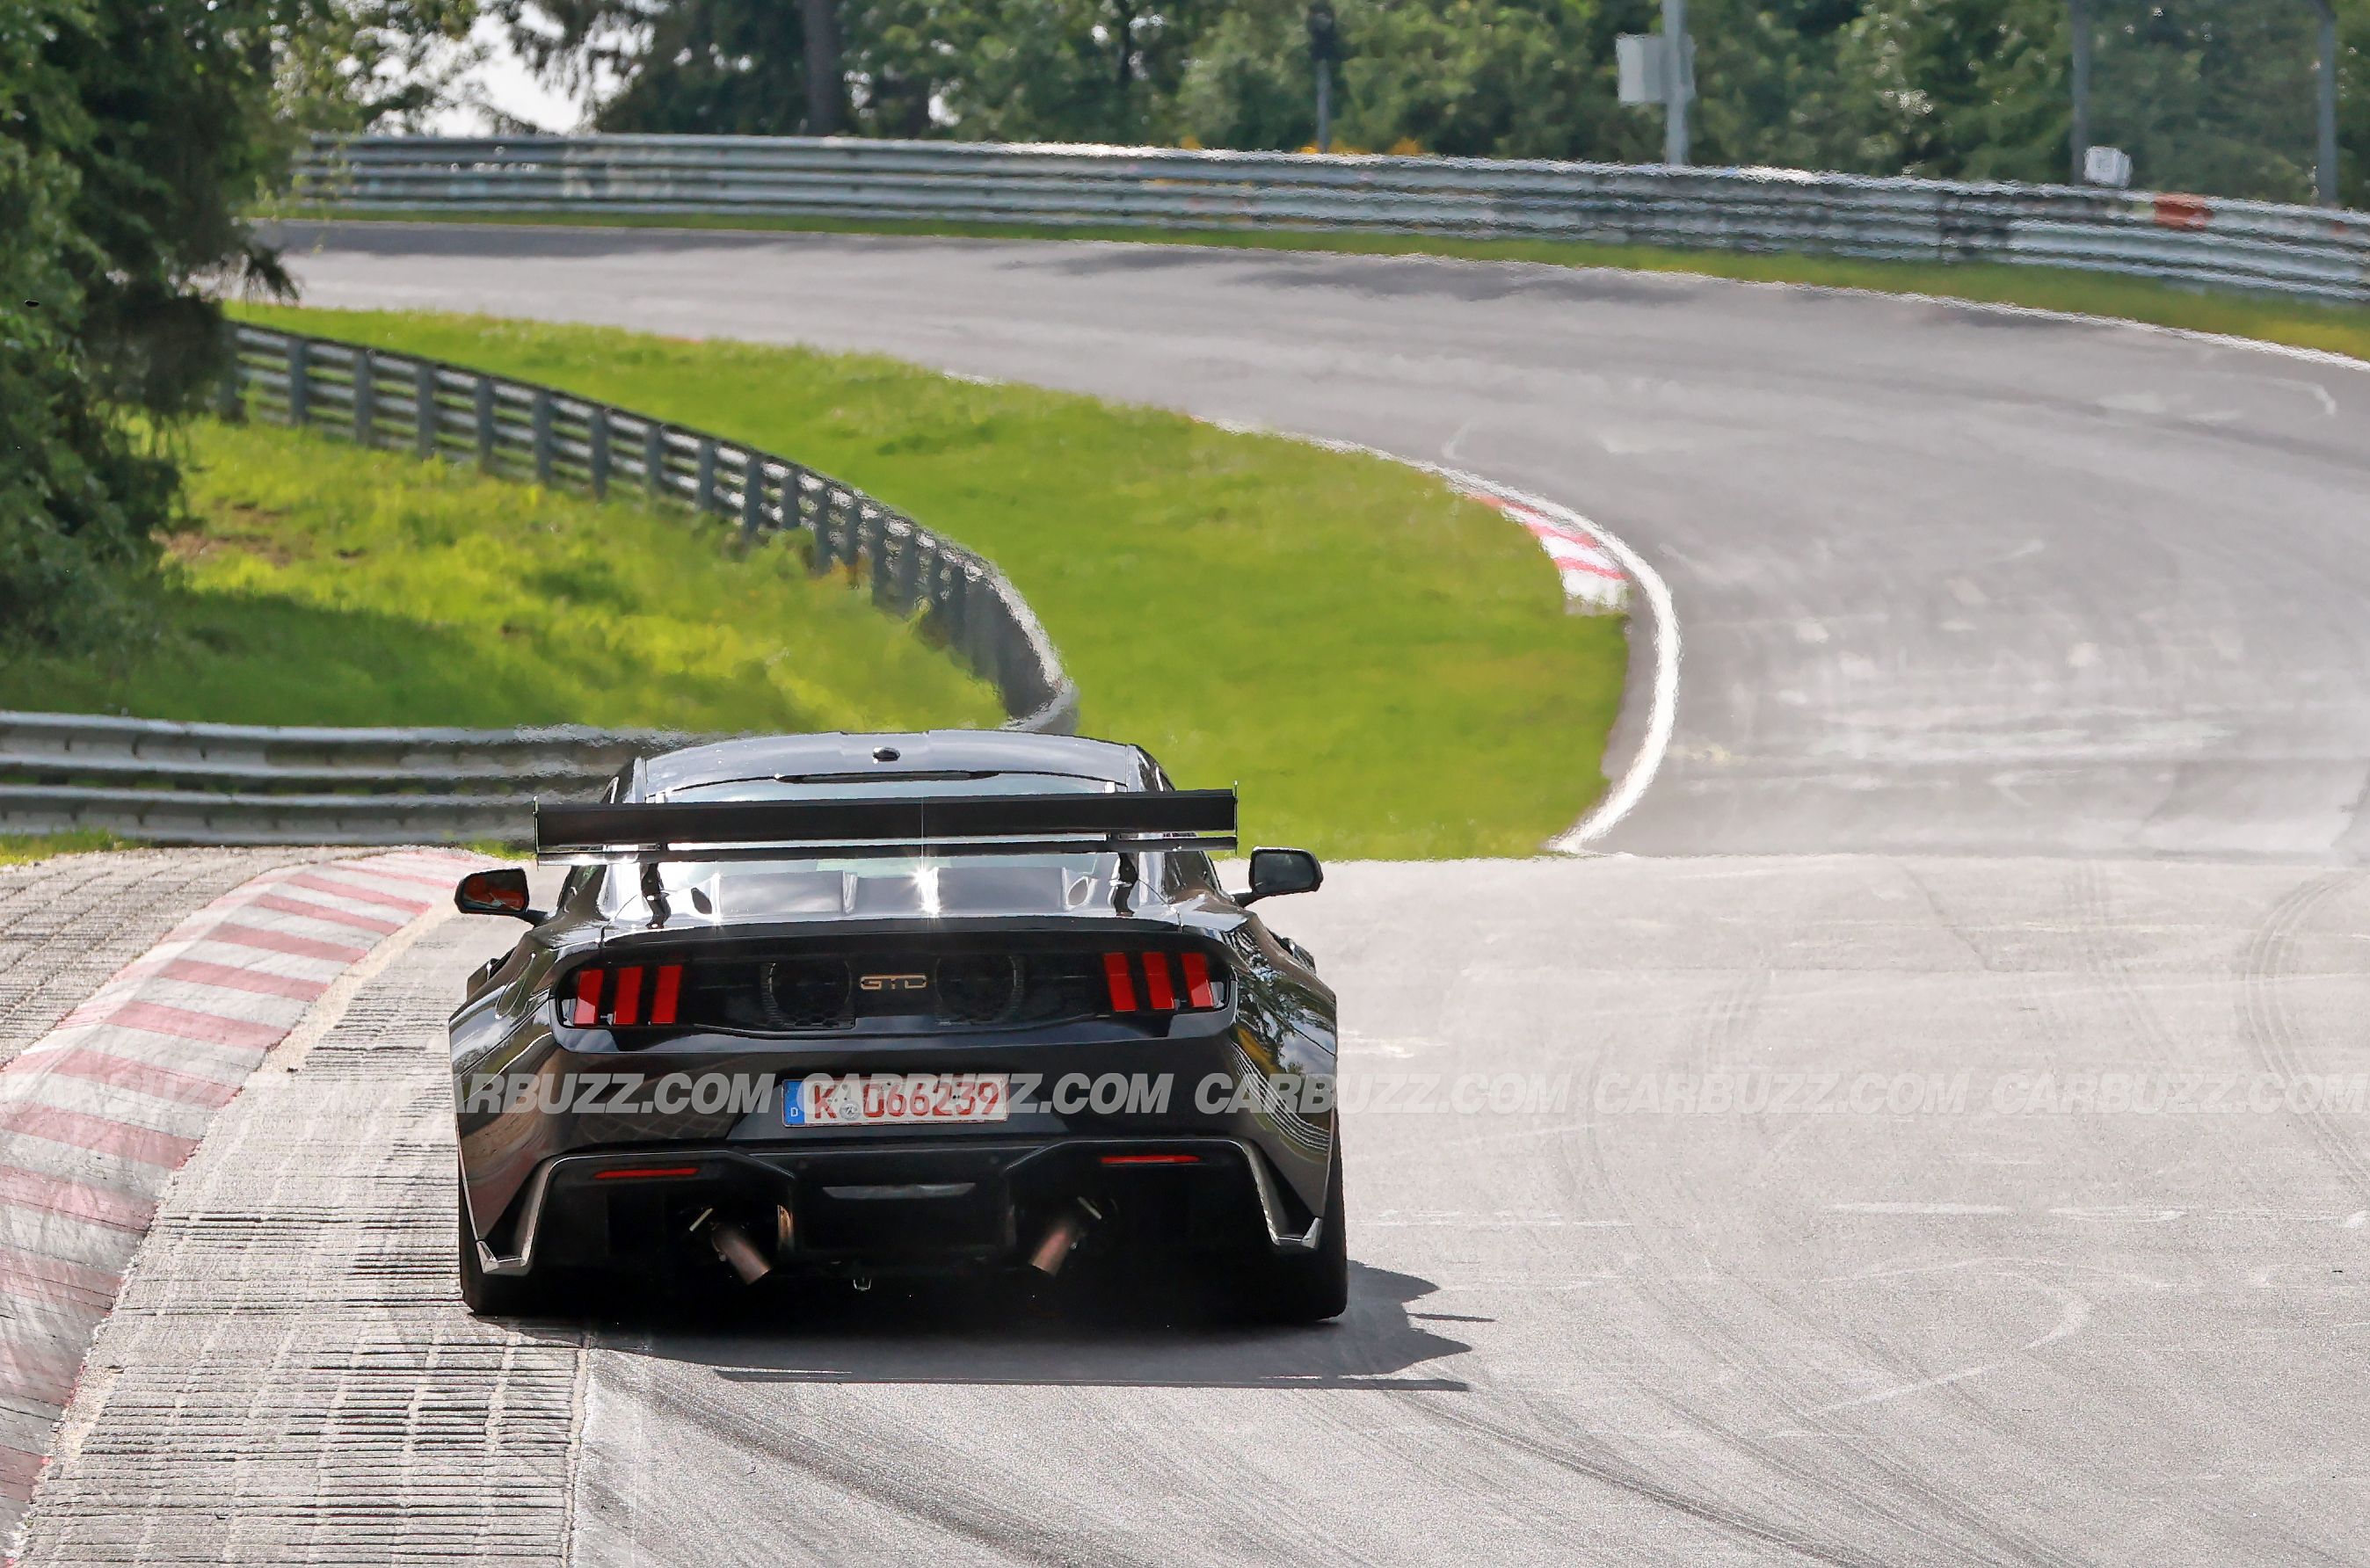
[[1240, 847, 1322, 905], [454, 867, 543, 923]]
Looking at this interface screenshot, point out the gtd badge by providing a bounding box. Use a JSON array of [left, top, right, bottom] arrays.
[[858, 973, 929, 992]]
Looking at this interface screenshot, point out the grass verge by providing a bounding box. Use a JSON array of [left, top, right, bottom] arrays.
[[0, 831, 132, 867], [0, 420, 1003, 734], [230, 304, 1628, 859], [271, 206, 2370, 364]]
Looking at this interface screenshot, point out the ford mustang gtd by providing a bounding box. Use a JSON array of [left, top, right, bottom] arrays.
[[447, 731, 1344, 1322]]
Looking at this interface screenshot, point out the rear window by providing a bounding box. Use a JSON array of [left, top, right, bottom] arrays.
[[594, 772, 1127, 924]]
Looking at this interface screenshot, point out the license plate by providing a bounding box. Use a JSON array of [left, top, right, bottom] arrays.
[[784, 1072, 1010, 1128]]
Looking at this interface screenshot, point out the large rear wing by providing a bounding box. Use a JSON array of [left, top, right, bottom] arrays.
[[534, 789, 1238, 863]]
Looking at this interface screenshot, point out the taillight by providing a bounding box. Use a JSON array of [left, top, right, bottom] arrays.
[[563, 962, 685, 1028], [1101, 952, 1225, 1016]]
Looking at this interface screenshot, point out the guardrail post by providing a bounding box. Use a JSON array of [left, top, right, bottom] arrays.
[[414, 361, 438, 459], [808, 488, 835, 572], [532, 389, 555, 484], [738, 456, 765, 541], [942, 563, 970, 642], [287, 338, 310, 427], [898, 529, 927, 614], [588, 407, 611, 498], [695, 438, 718, 515], [643, 423, 666, 500], [474, 376, 496, 470], [353, 349, 377, 447]]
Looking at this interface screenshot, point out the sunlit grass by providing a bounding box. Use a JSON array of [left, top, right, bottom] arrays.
[[0, 420, 1004, 735]]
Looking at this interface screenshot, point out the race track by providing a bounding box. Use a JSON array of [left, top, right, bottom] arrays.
[[13, 227, 2369, 1564]]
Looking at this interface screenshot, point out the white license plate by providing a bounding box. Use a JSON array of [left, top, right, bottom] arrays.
[[785, 1072, 1011, 1128]]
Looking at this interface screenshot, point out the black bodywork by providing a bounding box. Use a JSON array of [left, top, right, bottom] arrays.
[[448, 730, 1341, 1316]]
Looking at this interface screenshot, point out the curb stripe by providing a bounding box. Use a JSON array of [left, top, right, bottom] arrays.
[[249, 892, 405, 935], [285, 871, 434, 914], [202, 923, 371, 963], [0, 1107, 197, 1170], [0, 1168, 154, 1234], [151, 958, 334, 1005], [66, 1002, 283, 1053], [48, 1050, 243, 1110]]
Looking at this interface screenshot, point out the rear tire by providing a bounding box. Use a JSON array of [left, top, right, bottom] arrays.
[[458, 1180, 549, 1317], [1230, 1147, 1348, 1325]]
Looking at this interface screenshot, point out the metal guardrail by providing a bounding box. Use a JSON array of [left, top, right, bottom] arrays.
[[0, 712, 688, 846], [0, 325, 1081, 846], [292, 134, 2370, 306]]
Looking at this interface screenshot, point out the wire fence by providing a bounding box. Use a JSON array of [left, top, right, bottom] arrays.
[[291, 134, 2370, 305]]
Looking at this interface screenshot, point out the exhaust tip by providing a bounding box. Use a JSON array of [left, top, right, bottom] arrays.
[[1028, 1204, 1092, 1276], [705, 1217, 774, 1284]]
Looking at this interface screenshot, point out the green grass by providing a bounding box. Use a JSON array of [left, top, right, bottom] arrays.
[[0, 420, 1003, 734], [0, 830, 132, 867], [229, 304, 1628, 859], [273, 206, 2370, 364]]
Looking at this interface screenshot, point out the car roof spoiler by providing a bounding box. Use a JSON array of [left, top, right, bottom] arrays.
[[534, 789, 1239, 863]]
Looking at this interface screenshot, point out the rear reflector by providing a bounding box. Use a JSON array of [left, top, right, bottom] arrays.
[[593, 1165, 700, 1181], [612, 965, 644, 1027], [1099, 1153, 1202, 1166], [1102, 951, 1138, 1013]]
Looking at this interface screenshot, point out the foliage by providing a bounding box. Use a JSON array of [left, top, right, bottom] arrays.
[[0, 0, 295, 654], [273, 1, 486, 134], [504, 0, 2370, 205]]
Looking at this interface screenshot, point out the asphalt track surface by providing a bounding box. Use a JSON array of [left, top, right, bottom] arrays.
[[16, 228, 2370, 1563]]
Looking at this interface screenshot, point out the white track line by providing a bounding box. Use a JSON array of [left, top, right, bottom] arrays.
[[1205, 417, 1682, 854]]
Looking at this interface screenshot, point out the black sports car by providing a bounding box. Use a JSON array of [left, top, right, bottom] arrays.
[[447, 730, 1344, 1321]]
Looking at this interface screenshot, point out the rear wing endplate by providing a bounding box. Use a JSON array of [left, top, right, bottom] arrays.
[[534, 789, 1238, 863]]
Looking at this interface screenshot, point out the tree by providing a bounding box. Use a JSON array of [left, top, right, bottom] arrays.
[[1, 0, 297, 650], [500, 0, 814, 134]]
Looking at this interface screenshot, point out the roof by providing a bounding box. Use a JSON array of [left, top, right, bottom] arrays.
[[635, 730, 1155, 799]]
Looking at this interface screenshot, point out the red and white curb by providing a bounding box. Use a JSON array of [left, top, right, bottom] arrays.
[[1462, 490, 1629, 613], [0, 849, 473, 1514]]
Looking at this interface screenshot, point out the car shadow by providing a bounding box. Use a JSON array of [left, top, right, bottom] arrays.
[[534, 1260, 1474, 1393]]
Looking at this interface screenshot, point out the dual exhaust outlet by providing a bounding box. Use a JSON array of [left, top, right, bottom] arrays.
[[695, 1198, 1100, 1285]]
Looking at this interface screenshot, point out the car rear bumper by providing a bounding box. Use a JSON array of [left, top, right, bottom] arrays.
[[472, 1134, 1327, 1280]]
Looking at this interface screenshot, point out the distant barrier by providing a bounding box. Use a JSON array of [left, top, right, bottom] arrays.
[[0, 711, 678, 846], [294, 134, 2370, 305], [0, 325, 1080, 846]]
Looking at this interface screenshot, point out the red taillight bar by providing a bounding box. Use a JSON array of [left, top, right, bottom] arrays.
[[571, 968, 601, 1027], [1180, 952, 1215, 1010], [566, 962, 687, 1028], [1103, 951, 1222, 1016], [1142, 952, 1176, 1011], [592, 1165, 700, 1181], [1102, 952, 1138, 1013], [1099, 1153, 1202, 1165]]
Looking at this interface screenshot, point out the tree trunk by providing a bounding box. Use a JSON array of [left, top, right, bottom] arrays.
[[802, 0, 843, 135]]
